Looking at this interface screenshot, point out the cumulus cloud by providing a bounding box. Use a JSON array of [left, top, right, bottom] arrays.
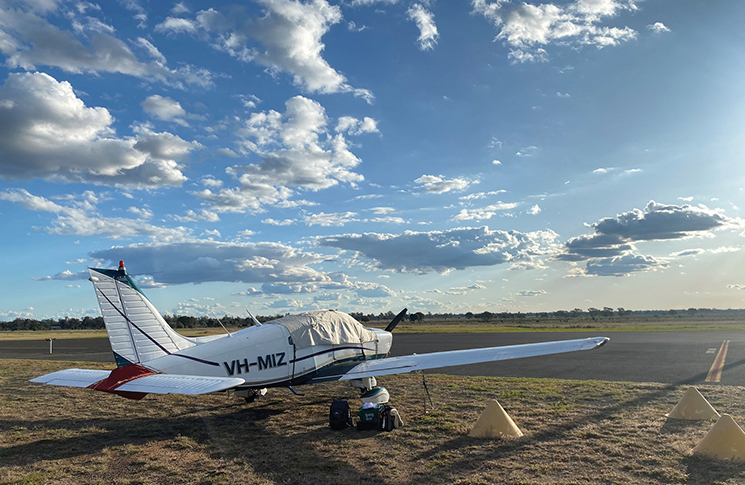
[[89, 240, 332, 285], [711, 246, 741, 253], [472, 0, 638, 63], [156, 1, 372, 100], [303, 211, 358, 226], [136, 276, 167, 288], [557, 201, 741, 276], [516, 289, 547, 297], [589, 201, 737, 241], [0, 6, 213, 88], [527, 204, 541, 215], [592, 166, 641, 178], [647, 22, 670, 33], [516, 146, 539, 157], [135, 38, 167, 63], [371, 207, 395, 215], [407, 3, 439, 50], [172, 209, 221, 223], [670, 246, 741, 258], [0, 307, 36, 320], [348, 0, 398, 6], [451, 202, 519, 221], [197, 96, 365, 212], [0, 188, 191, 241], [233, 287, 262, 296], [262, 282, 317, 294], [0, 73, 201, 188], [559, 201, 740, 262], [669, 248, 705, 258], [33, 269, 89, 281], [366, 216, 405, 224], [585, 254, 668, 277], [252, 0, 373, 99], [355, 282, 396, 298], [415, 174, 473, 194], [155, 17, 198, 35], [141, 95, 189, 125], [266, 298, 305, 309], [459, 190, 507, 201], [335, 116, 379, 135], [317, 226, 560, 274], [446, 283, 486, 295], [263, 218, 296, 226], [127, 206, 153, 219], [87, 242, 390, 302]]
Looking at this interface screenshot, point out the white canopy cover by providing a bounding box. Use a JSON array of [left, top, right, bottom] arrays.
[[273, 310, 378, 349]]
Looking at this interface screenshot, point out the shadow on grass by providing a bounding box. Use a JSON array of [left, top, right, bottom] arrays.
[[0, 396, 388, 485], [683, 455, 745, 484], [404, 381, 699, 484], [659, 416, 716, 435]]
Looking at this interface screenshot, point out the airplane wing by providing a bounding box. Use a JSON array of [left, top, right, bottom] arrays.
[[31, 368, 245, 396], [338, 336, 609, 380]]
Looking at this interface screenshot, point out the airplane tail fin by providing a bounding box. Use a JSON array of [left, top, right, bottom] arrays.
[[89, 262, 195, 367]]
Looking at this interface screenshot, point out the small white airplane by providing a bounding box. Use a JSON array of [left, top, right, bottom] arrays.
[[32, 262, 609, 403]]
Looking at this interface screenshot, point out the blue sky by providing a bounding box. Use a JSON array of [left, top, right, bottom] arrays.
[[1, 0, 744, 320]]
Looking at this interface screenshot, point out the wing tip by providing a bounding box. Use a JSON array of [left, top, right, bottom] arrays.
[[593, 337, 610, 348]]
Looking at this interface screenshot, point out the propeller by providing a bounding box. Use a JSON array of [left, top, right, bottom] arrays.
[[384, 308, 408, 332]]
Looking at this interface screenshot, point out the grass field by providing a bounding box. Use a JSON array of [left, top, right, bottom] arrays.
[[2, 359, 745, 484]]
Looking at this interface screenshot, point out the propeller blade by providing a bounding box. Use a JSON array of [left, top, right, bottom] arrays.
[[385, 308, 408, 332]]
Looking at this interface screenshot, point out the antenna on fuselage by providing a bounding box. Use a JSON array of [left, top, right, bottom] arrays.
[[246, 309, 262, 326], [211, 312, 233, 337]]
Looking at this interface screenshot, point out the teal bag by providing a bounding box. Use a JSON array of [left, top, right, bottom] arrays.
[[357, 404, 380, 431]]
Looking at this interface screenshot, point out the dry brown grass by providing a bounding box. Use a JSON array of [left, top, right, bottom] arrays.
[[2, 358, 745, 484]]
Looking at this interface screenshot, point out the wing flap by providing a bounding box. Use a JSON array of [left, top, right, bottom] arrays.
[[340, 337, 609, 380]]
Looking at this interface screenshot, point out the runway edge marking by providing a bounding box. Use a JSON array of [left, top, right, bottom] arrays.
[[705, 340, 729, 383]]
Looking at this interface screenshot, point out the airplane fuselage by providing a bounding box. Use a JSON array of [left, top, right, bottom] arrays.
[[144, 323, 393, 389]]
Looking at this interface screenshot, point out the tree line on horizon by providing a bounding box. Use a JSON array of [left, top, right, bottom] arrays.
[[0, 307, 739, 331]]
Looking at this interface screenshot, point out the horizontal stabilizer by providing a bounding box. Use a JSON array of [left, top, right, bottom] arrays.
[[339, 337, 609, 380], [31, 368, 245, 396], [30, 369, 111, 388]]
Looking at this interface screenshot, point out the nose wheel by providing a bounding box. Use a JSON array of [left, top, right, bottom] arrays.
[[350, 376, 390, 404]]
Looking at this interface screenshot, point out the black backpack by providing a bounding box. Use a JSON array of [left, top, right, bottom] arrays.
[[380, 405, 394, 432], [329, 400, 352, 430]]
